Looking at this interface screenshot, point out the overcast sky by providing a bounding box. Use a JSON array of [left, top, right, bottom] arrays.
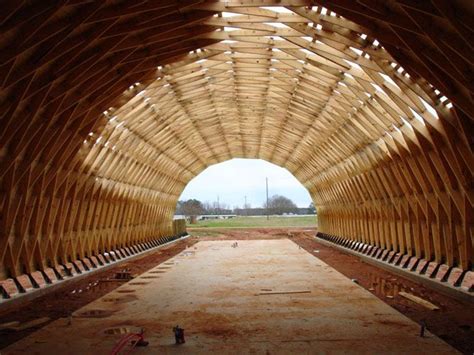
[[179, 159, 312, 208]]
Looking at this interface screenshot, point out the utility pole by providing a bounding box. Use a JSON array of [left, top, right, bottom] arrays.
[[244, 195, 247, 216], [266, 177, 269, 220]]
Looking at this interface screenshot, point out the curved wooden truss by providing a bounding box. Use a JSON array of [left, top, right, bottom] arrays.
[[0, 1, 472, 280]]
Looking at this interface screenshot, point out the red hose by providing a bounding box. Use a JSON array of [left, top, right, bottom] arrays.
[[110, 332, 145, 355]]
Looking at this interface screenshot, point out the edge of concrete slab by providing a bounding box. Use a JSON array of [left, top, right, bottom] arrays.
[[315, 236, 473, 304], [0, 235, 190, 313]]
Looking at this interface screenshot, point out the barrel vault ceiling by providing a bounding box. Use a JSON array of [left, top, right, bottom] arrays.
[[0, 1, 472, 278]]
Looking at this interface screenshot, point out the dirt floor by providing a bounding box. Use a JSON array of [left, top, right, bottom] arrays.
[[0, 228, 472, 353]]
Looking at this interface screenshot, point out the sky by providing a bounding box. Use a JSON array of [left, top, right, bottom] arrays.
[[179, 159, 312, 208]]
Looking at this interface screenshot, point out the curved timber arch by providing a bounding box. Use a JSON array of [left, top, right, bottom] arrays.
[[0, 1, 472, 281]]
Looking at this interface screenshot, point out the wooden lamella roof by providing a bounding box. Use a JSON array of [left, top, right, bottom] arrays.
[[0, 1, 472, 279]]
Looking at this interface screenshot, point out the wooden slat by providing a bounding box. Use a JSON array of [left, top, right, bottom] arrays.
[[0, 1, 472, 279]]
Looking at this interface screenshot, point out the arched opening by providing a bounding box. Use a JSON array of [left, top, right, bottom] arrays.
[[175, 158, 316, 225]]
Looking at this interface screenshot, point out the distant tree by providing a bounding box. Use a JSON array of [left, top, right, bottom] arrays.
[[202, 201, 213, 214], [202, 200, 231, 215], [264, 195, 297, 215], [308, 202, 316, 214], [175, 200, 184, 215], [178, 199, 205, 217]]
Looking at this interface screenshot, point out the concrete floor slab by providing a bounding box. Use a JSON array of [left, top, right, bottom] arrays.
[[4, 240, 456, 354]]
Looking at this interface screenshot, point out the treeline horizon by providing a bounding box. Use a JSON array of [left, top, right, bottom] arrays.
[[176, 195, 316, 216]]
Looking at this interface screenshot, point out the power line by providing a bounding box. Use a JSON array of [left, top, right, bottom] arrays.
[[266, 177, 269, 220]]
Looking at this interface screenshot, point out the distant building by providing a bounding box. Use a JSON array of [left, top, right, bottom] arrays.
[[198, 214, 236, 220]]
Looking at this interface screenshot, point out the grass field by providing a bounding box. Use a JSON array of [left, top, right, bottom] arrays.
[[187, 215, 317, 228]]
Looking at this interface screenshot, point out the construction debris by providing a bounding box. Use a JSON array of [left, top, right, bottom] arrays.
[[398, 292, 440, 310], [0, 317, 50, 331], [0, 321, 20, 330], [173, 325, 185, 344], [257, 290, 311, 296], [115, 269, 133, 280], [420, 320, 427, 337]]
